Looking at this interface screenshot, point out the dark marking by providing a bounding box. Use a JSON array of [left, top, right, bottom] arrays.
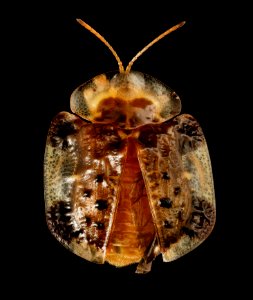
[[62, 139, 69, 150], [174, 187, 181, 195], [177, 210, 183, 221], [108, 138, 122, 150], [56, 122, 76, 139], [84, 189, 92, 197], [177, 121, 200, 137], [95, 174, 104, 183], [96, 222, 105, 230], [164, 220, 173, 228], [121, 129, 132, 135], [95, 199, 108, 210], [159, 198, 172, 209], [50, 120, 77, 147], [138, 129, 157, 148], [117, 114, 126, 123], [85, 217, 92, 226], [162, 172, 170, 180], [101, 126, 115, 136], [131, 98, 153, 108], [50, 136, 60, 147], [190, 212, 205, 227], [95, 98, 125, 123], [192, 197, 215, 221], [182, 226, 196, 238], [176, 117, 204, 153], [94, 239, 105, 249], [163, 236, 178, 248], [46, 201, 73, 244], [183, 197, 216, 238], [72, 229, 84, 243]]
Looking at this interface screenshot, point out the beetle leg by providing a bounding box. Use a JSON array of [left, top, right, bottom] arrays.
[[135, 235, 160, 274]]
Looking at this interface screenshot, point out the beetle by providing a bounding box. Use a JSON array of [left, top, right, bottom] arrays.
[[44, 19, 216, 274]]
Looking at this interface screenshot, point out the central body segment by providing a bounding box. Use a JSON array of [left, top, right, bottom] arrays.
[[105, 137, 156, 266]]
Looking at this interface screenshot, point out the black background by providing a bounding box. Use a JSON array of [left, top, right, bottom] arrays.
[[7, 2, 246, 298]]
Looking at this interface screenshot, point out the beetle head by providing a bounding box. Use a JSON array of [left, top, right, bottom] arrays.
[[70, 19, 185, 129]]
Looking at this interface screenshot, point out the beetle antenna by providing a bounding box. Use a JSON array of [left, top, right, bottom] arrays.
[[76, 19, 125, 73], [125, 21, 186, 74]]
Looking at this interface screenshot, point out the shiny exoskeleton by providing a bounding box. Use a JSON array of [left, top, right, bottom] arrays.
[[44, 20, 215, 274]]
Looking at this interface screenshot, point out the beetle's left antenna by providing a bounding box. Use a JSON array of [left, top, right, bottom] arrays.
[[76, 19, 125, 73]]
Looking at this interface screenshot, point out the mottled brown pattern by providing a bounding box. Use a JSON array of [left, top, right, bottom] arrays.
[[44, 112, 127, 260], [182, 197, 216, 239], [175, 114, 204, 154], [136, 114, 215, 257], [46, 200, 75, 244], [136, 122, 192, 251], [94, 97, 158, 128]]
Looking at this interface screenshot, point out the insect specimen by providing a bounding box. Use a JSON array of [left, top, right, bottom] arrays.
[[44, 19, 216, 273]]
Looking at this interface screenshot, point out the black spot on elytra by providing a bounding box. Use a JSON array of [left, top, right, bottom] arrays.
[[177, 210, 183, 221], [85, 217, 92, 226], [117, 114, 126, 123], [108, 138, 122, 151], [164, 220, 173, 228], [174, 187, 181, 195], [163, 236, 178, 248], [95, 199, 108, 210], [159, 198, 172, 209], [182, 226, 196, 238], [84, 189, 92, 197], [72, 229, 84, 240], [56, 122, 76, 139], [95, 174, 104, 183], [162, 172, 170, 180], [138, 129, 157, 148], [96, 222, 105, 230], [121, 129, 132, 135], [62, 139, 69, 150], [50, 121, 76, 148]]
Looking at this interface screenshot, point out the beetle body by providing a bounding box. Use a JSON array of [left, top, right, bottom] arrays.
[[44, 21, 215, 274]]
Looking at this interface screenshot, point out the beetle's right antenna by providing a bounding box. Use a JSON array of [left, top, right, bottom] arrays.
[[76, 19, 125, 73]]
